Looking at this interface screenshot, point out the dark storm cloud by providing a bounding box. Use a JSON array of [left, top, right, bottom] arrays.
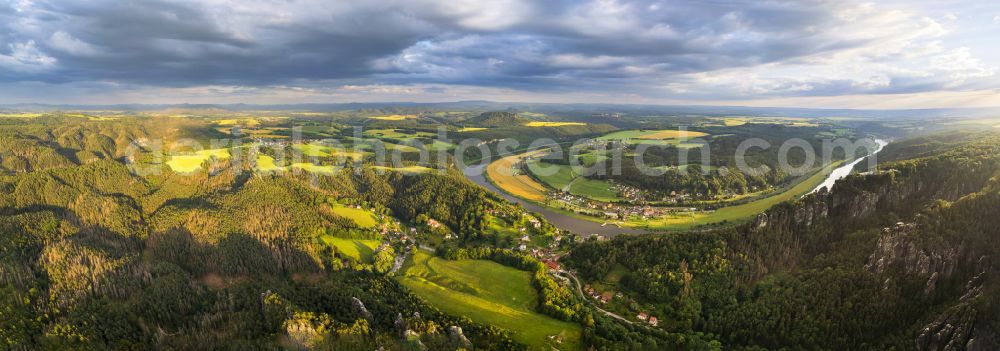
[[0, 0, 993, 99], [1, 0, 444, 85]]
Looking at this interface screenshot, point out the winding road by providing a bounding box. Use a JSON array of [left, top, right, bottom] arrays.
[[550, 271, 639, 326]]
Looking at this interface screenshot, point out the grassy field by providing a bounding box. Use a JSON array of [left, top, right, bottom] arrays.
[[458, 127, 488, 132], [360, 130, 453, 151], [623, 161, 844, 229], [427, 140, 456, 151], [486, 151, 550, 202], [364, 128, 435, 139], [397, 251, 581, 350], [320, 236, 380, 262], [568, 177, 619, 202], [292, 143, 367, 161], [524, 121, 586, 127], [256, 155, 352, 175], [526, 160, 620, 201], [255, 155, 287, 172], [328, 204, 379, 228], [345, 137, 420, 153], [166, 148, 231, 173], [526, 161, 576, 190]]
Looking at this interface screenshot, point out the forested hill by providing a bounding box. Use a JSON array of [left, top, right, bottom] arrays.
[[0, 118, 549, 349], [563, 131, 1000, 350], [465, 111, 526, 127]]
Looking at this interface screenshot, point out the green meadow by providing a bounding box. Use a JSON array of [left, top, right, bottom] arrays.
[[255, 155, 286, 172], [329, 204, 379, 228], [397, 251, 581, 350], [568, 177, 619, 202], [345, 137, 420, 153], [320, 236, 380, 262], [166, 148, 231, 173], [527, 160, 576, 190], [526, 160, 620, 201]]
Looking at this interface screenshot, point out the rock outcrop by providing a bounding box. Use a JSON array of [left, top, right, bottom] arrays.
[[351, 297, 373, 321], [915, 258, 994, 351]]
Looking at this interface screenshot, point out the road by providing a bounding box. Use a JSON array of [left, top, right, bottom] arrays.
[[551, 271, 638, 326], [388, 246, 410, 275]]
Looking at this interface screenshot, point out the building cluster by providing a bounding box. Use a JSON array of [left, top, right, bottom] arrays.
[[636, 312, 659, 327], [584, 285, 614, 304]]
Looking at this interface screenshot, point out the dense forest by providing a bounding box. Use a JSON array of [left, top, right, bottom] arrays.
[[563, 131, 1000, 349]]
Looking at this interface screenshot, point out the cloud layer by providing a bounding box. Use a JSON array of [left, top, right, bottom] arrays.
[[0, 0, 997, 106]]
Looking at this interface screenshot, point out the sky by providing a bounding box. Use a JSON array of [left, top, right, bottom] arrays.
[[0, 0, 998, 109]]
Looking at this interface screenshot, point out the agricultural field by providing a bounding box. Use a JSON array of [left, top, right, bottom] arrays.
[[458, 127, 488, 132], [296, 125, 338, 137], [714, 117, 820, 127], [369, 114, 416, 121], [486, 151, 550, 202], [291, 143, 367, 161], [597, 129, 709, 146], [319, 236, 380, 262], [0, 113, 43, 118], [345, 137, 421, 153], [397, 251, 581, 350], [360, 129, 455, 151], [215, 118, 261, 127], [166, 148, 231, 173], [524, 121, 587, 127], [364, 128, 436, 139]]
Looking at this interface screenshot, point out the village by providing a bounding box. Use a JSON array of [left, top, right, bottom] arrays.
[[548, 189, 699, 222]]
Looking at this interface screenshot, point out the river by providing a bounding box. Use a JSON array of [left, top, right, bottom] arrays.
[[463, 138, 889, 236], [462, 165, 647, 236], [809, 138, 888, 194]]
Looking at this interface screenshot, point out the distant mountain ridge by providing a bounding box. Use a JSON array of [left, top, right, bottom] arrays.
[[1, 101, 999, 119]]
